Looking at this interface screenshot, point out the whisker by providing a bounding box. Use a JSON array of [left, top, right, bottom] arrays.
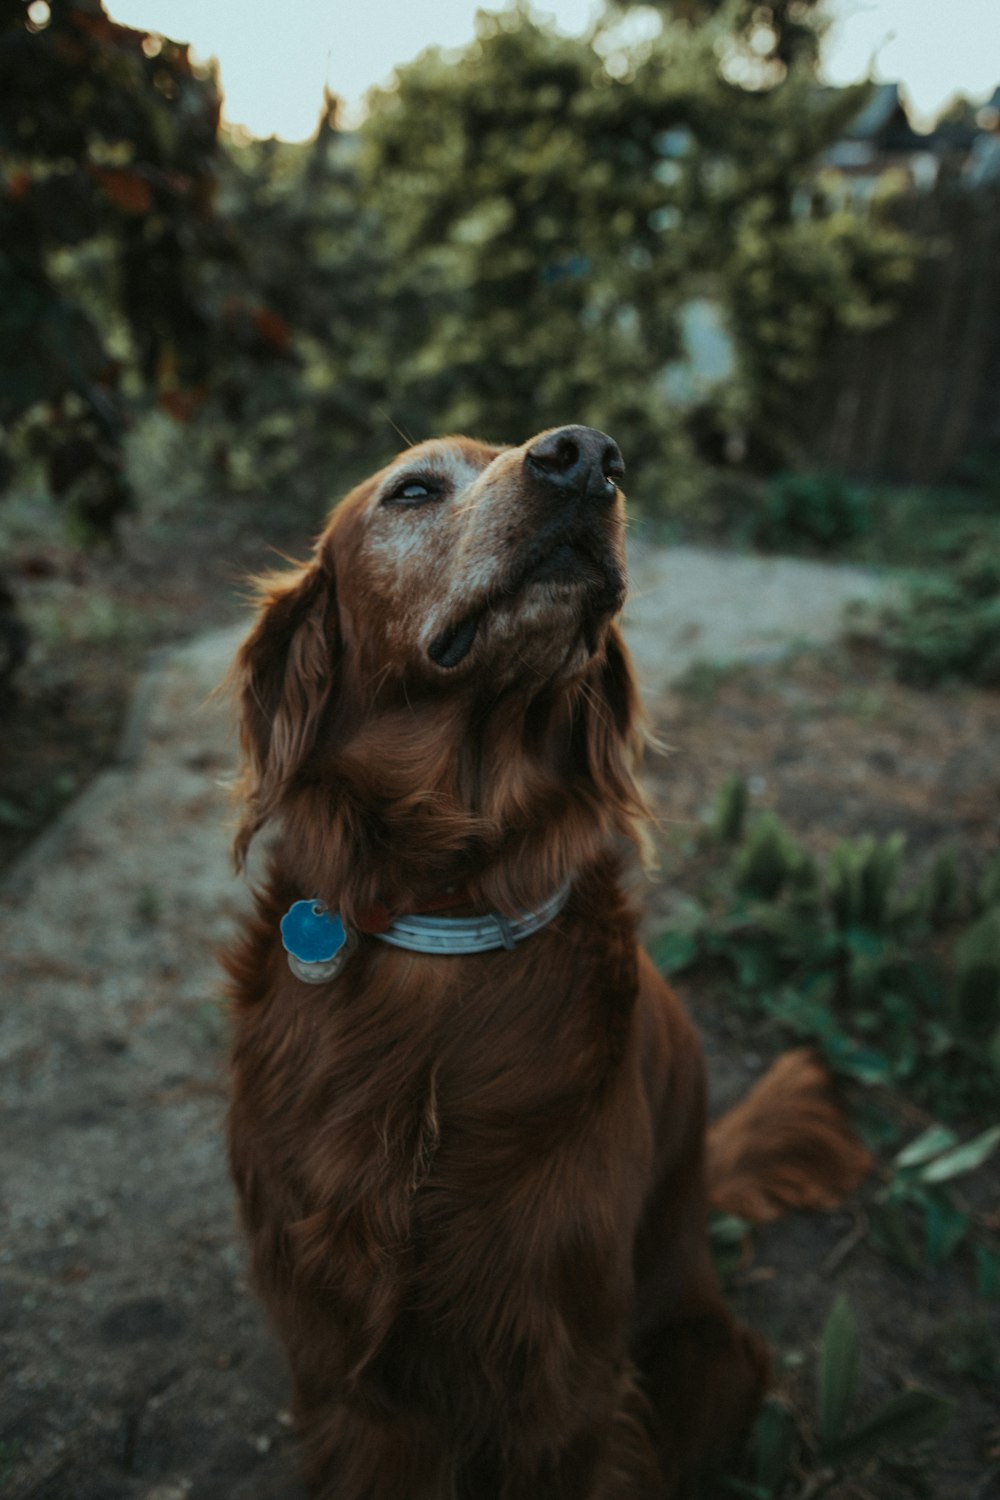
[[376, 406, 419, 448]]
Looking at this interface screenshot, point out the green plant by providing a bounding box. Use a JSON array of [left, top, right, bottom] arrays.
[[0, 0, 229, 532], [869, 1124, 1000, 1273], [980, 849, 1000, 909], [750, 472, 875, 552], [0, 1440, 23, 1487], [941, 1315, 1000, 1387], [919, 848, 962, 928], [952, 906, 1000, 1035], [815, 1299, 953, 1473], [134, 884, 162, 926], [359, 5, 913, 509], [712, 773, 750, 844], [652, 784, 1000, 1286], [727, 1297, 952, 1497], [710, 1210, 753, 1278], [734, 812, 814, 902], [877, 538, 1000, 687], [674, 658, 740, 704], [650, 790, 1000, 1121]]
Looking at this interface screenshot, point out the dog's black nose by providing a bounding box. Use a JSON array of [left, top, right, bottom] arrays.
[[525, 426, 624, 499]]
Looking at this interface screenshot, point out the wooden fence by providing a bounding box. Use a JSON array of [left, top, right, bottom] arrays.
[[796, 185, 1000, 484]]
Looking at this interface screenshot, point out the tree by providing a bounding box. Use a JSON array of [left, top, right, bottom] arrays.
[[361, 10, 700, 508], [0, 0, 371, 689], [358, 2, 912, 504], [195, 94, 395, 510], [611, 0, 825, 71], [0, 0, 231, 533]]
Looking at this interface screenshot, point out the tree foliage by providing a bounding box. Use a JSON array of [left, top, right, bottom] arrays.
[[197, 98, 392, 508], [613, 0, 827, 71], [0, 0, 336, 539], [0, 0, 233, 529], [357, 2, 913, 506], [360, 12, 701, 505], [0, 0, 916, 536]]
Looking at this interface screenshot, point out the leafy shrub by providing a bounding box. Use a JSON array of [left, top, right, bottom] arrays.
[[2, 0, 917, 539], [359, 9, 913, 513], [0, 0, 229, 531], [656, 784, 1000, 1294], [877, 539, 1000, 686], [712, 773, 749, 845], [651, 797, 1000, 1120], [749, 471, 875, 551]]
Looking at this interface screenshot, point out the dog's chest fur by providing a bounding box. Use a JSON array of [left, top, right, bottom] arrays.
[[227, 858, 652, 1418]]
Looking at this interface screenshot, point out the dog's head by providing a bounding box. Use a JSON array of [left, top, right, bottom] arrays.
[[324, 423, 627, 686], [232, 426, 648, 915]]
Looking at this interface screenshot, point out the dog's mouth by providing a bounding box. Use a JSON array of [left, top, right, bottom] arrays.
[[428, 538, 624, 670], [428, 613, 483, 670]]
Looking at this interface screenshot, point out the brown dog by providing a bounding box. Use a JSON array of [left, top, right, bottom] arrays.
[[225, 426, 868, 1498]]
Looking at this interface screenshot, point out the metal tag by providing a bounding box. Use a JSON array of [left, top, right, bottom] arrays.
[[280, 899, 355, 985]]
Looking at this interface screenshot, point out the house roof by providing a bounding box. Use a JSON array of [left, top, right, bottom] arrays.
[[845, 82, 905, 140]]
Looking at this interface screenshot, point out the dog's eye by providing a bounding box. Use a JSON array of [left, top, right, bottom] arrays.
[[384, 477, 442, 507]]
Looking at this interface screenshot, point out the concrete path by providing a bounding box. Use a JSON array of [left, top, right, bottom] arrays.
[[0, 545, 892, 1500], [624, 541, 889, 695]]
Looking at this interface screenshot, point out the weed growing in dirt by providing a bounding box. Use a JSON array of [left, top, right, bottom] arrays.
[[671, 657, 742, 705], [134, 885, 162, 926], [654, 776, 1000, 1120], [655, 777, 1000, 1285], [868, 1125, 1000, 1281], [761, 473, 1000, 687], [940, 1315, 1000, 1390], [726, 1297, 953, 1498], [0, 1441, 21, 1487], [872, 537, 1000, 687]]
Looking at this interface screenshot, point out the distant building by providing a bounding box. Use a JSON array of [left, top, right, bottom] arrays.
[[819, 81, 1000, 200], [965, 87, 1000, 189]]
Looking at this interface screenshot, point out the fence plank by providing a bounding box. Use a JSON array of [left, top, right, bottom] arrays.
[[797, 186, 1000, 483]]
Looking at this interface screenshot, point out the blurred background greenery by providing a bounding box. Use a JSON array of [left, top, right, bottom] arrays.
[[1, 0, 999, 697], [2, 0, 996, 524]]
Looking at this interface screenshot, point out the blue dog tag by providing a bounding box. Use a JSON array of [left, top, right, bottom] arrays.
[[280, 900, 349, 964]]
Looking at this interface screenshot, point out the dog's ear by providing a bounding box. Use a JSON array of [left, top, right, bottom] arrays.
[[585, 624, 652, 857], [597, 624, 642, 744], [231, 559, 339, 866]]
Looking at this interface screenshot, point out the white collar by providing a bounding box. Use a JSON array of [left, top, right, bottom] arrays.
[[375, 881, 573, 955], [281, 881, 573, 985]]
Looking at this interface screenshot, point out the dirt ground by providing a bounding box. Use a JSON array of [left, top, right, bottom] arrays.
[[1, 534, 998, 1500]]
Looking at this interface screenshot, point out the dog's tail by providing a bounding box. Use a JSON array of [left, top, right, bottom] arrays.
[[706, 1049, 871, 1223]]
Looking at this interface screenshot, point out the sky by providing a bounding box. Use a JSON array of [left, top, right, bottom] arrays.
[[102, 0, 1000, 141]]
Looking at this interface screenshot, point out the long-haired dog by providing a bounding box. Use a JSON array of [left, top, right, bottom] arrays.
[[225, 425, 869, 1498]]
